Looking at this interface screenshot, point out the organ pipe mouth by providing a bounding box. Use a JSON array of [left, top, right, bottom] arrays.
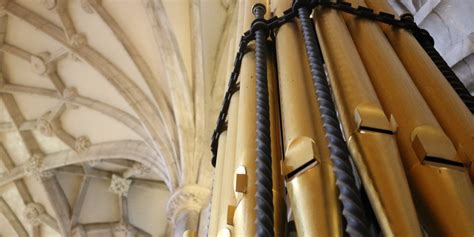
[[423, 156, 465, 170], [285, 159, 318, 180], [358, 126, 394, 135]]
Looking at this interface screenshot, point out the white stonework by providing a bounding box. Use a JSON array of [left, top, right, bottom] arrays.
[[75, 136, 91, 153], [23, 202, 46, 226], [166, 185, 211, 223], [112, 222, 132, 235], [71, 226, 87, 237], [70, 33, 88, 49], [36, 118, 54, 137], [24, 153, 52, 181], [41, 0, 57, 10], [30, 54, 51, 75], [80, 0, 95, 14], [132, 162, 152, 177], [109, 175, 132, 196], [63, 87, 78, 99]]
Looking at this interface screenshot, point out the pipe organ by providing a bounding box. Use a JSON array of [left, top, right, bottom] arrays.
[[209, 0, 474, 236]]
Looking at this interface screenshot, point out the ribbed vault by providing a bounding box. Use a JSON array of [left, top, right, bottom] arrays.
[[0, 0, 228, 236]]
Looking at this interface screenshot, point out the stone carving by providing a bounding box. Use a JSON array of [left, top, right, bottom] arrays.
[[75, 136, 91, 153], [80, 0, 95, 14], [112, 222, 131, 235], [132, 162, 151, 176], [30, 54, 51, 75], [63, 87, 78, 100], [70, 34, 87, 49], [24, 153, 52, 181], [87, 159, 102, 167], [68, 52, 82, 62], [36, 118, 54, 137], [109, 175, 132, 196], [41, 0, 57, 10], [71, 225, 87, 237], [63, 87, 80, 109], [23, 202, 45, 226], [166, 185, 210, 223]]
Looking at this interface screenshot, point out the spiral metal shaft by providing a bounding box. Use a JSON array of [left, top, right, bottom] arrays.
[[297, 7, 369, 237], [253, 4, 274, 237], [420, 42, 474, 113]]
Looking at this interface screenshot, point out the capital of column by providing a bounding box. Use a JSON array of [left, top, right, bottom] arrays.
[[166, 185, 210, 224]]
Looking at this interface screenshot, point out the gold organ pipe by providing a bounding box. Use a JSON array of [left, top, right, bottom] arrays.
[[208, 132, 227, 237], [314, 7, 422, 236], [274, 1, 342, 236], [215, 5, 243, 234], [232, 1, 267, 236], [365, 0, 474, 181], [232, 46, 257, 237], [209, 2, 242, 234], [216, 93, 239, 236], [267, 49, 285, 237], [342, 0, 474, 235]]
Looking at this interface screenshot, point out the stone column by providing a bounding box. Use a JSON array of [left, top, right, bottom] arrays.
[[167, 185, 210, 237]]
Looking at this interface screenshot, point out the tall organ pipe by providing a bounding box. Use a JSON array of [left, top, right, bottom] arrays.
[[274, 0, 342, 236], [208, 3, 243, 234], [267, 43, 285, 237], [313, 7, 422, 236], [342, 0, 474, 235], [298, 6, 369, 237], [364, 0, 474, 182], [208, 133, 228, 236]]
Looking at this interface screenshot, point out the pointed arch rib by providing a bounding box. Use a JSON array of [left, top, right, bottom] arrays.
[[0, 140, 171, 189]]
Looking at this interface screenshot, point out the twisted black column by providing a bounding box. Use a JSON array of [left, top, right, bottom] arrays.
[[421, 43, 474, 113], [297, 7, 369, 237], [253, 4, 274, 237], [406, 19, 474, 114]]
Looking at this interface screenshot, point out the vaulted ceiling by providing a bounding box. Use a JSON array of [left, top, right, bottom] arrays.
[[0, 0, 229, 236]]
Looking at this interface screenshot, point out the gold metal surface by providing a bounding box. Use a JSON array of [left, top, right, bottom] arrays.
[[230, 1, 261, 236], [365, 0, 474, 181], [208, 133, 227, 237], [234, 166, 247, 193], [268, 48, 285, 237], [232, 50, 257, 237], [275, 1, 342, 236], [282, 136, 317, 176], [314, 6, 422, 236], [226, 205, 236, 226], [342, 1, 474, 235]]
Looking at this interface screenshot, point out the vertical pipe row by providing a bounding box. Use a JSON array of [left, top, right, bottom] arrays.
[[342, 0, 474, 235], [274, 0, 343, 235], [313, 6, 423, 236], [364, 0, 474, 184], [298, 6, 369, 237]]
